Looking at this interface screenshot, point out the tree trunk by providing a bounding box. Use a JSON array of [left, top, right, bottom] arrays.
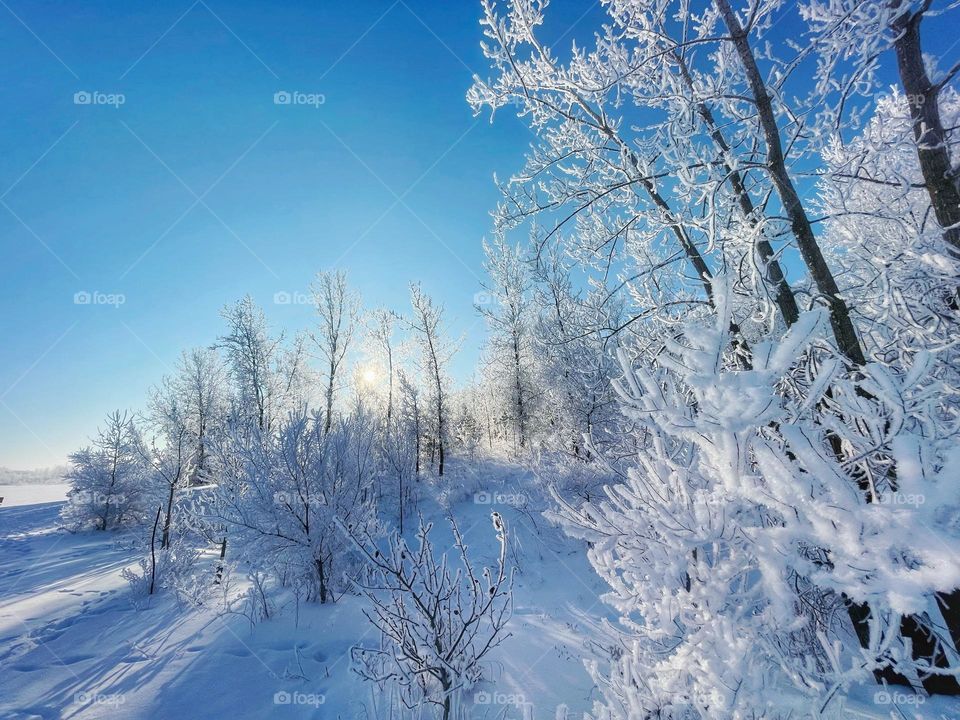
[[674, 51, 800, 327], [324, 360, 335, 435], [439, 669, 452, 720], [890, 0, 960, 253], [316, 556, 329, 604], [195, 433, 206, 484], [436, 384, 445, 477], [438, 435, 445, 477], [214, 537, 227, 585], [513, 332, 526, 450], [149, 505, 162, 595], [386, 348, 394, 430], [414, 410, 421, 476], [161, 482, 175, 549], [714, 0, 865, 367]]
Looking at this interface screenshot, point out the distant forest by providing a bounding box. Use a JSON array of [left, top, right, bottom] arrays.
[[0, 466, 68, 485]]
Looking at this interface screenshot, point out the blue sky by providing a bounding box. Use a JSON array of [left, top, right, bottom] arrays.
[[0, 0, 607, 469], [2, 1, 955, 470]]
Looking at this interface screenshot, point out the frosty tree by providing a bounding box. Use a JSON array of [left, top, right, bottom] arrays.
[[144, 378, 196, 550], [406, 284, 457, 477], [802, 0, 960, 254], [396, 367, 423, 477], [553, 297, 960, 715], [61, 410, 149, 531], [218, 296, 308, 433], [311, 269, 361, 434], [167, 347, 227, 484], [212, 405, 377, 604], [367, 307, 398, 429], [478, 235, 539, 452], [348, 514, 514, 720]]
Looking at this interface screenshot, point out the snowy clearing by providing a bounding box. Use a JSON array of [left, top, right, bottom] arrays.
[[0, 474, 616, 719], [4, 478, 957, 719]]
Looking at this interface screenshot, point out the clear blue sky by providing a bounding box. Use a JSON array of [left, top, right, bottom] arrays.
[[2, 1, 954, 470], [0, 0, 606, 469]]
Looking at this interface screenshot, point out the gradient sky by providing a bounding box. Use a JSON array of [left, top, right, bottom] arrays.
[[0, 0, 612, 469], [2, 1, 955, 470]]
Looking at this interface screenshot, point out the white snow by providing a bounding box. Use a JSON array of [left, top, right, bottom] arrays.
[[0, 473, 614, 719], [0, 484, 70, 508]]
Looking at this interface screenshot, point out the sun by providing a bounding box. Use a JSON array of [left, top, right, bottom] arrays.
[[360, 366, 379, 385]]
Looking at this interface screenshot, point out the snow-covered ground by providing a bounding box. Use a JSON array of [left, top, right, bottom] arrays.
[[0, 469, 614, 719], [0, 484, 70, 508], [3, 472, 957, 719]]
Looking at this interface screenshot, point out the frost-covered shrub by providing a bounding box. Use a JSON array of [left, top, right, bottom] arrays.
[[61, 411, 150, 531], [538, 453, 613, 506], [379, 408, 421, 534], [553, 306, 960, 717], [212, 406, 379, 604], [348, 516, 514, 720], [238, 570, 275, 627], [123, 538, 202, 603]]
